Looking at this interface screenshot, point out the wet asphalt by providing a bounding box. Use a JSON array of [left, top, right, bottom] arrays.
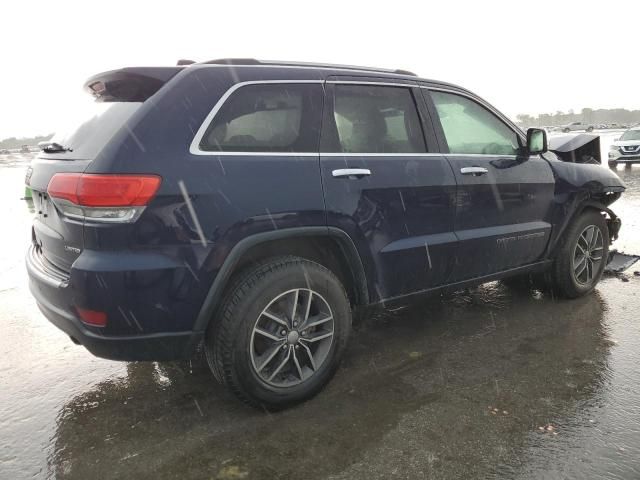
[[1, 133, 640, 479]]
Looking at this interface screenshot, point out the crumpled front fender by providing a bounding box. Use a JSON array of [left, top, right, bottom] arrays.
[[541, 152, 625, 257], [547, 159, 625, 198]]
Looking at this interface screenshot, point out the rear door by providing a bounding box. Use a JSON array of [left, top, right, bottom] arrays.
[[423, 87, 555, 281], [319, 77, 457, 301]]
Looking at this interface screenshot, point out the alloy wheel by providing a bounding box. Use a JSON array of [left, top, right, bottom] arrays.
[[250, 288, 334, 387], [572, 225, 604, 286]]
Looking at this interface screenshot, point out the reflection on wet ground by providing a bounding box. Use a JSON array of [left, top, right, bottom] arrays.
[[1, 146, 640, 479]]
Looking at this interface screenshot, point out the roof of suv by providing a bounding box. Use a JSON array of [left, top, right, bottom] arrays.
[[200, 58, 418, 77], [188, 58, 466, 91]]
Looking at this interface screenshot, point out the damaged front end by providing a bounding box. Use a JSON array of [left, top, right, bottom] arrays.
[[549, 133, 602, 164], [545, 134, 638, 273], [543, 134, 626, 255]]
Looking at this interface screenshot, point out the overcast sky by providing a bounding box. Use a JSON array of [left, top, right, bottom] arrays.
[[1, 0, 638, 138]]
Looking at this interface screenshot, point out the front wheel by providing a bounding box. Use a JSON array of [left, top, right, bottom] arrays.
[[205, 256, 351, 409], [550, 211, 609, 298], [586, 126, 594, 132]]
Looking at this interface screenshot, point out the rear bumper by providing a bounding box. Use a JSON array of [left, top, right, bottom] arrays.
[[26, 245, 204, 361]]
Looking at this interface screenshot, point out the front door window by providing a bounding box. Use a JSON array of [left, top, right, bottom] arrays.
[[431, 91, 520, 156]]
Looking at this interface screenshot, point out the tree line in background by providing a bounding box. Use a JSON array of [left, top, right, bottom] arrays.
[[0, 134, 53, 150], [516, 108, 640, 128]]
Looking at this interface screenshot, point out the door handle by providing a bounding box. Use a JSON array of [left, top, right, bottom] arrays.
[[460, 166, 488, 176], [332, 168, 372, 178]]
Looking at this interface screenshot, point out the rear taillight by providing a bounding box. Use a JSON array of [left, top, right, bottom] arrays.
[[47, 174, 161, 223]]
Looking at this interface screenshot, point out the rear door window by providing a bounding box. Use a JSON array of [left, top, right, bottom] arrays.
[[199, 83, 323, 153], [430, 91, 520, 156], [322, 85, 426, 154]]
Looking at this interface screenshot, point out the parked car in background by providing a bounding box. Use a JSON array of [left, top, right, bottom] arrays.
[[609, 125, 640, 167], [556, 122, 594, 133], [25, 59, 625, 408], [0, 149, 10, 155]]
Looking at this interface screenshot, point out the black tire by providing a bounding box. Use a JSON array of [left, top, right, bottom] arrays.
[[563, 128, 570, 133], [550, 210, 609, 298], [205, 256, 351, 409], [587, 126, 594, 132]]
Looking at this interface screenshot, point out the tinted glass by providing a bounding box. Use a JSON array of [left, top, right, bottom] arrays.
[[200, 83, 322, 152], [431, 91, 520, 155], [323, 85, 426, 153], [45, 101, 142, 160]]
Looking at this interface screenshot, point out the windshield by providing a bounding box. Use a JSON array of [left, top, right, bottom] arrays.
[[620, 129, 640, 141], [45, 100, 141, 159]]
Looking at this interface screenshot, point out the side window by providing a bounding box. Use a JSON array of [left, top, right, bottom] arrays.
[[323, 85, 426, 154], [430, 91, 520, 156], [199, 83, 322, 152]]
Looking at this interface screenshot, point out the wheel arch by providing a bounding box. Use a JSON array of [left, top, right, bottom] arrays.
[[547, 196, 620, 259], [193, 227, 369, 334]]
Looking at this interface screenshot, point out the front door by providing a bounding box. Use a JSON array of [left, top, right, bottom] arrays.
[[425, 88, 555, 281], [319, 78, 458, 302]]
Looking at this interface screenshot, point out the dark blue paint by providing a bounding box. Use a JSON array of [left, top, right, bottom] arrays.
[[445, 154, 556, 280], [25, 63, 626, 361]]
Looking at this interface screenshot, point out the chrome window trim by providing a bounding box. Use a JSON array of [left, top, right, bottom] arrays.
[[421, 86, 526, 142], [443, 153, 519, 159], [321, 152, 441, 157], [189, 80, 323, 156], [191, 79, 427, 157], [192, 151, 319, 157]]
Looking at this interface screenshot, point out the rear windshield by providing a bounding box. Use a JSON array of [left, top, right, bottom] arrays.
[[44, 101, 141, 159], [620, 129, 640, 141]]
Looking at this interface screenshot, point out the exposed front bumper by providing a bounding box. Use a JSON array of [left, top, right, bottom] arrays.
[[26, 245, 203, 361]]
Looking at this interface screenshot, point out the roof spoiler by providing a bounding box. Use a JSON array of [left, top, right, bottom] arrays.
[[83, 67, 183, 102]]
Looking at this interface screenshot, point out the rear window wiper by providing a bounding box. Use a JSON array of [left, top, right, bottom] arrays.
[[38, 141, 73, 153]]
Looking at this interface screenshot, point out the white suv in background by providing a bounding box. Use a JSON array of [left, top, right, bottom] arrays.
[[555, 121, 595, 133], [609, 126, 640, 167]]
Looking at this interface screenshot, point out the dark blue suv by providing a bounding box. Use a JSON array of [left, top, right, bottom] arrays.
[[26, 59, 625, 408]]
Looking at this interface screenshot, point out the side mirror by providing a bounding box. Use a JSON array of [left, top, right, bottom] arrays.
[[526, 128, 548, 155]]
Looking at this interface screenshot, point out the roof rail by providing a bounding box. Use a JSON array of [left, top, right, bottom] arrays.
[[203, 58, 261, 65], [200, 58, 417, 76]]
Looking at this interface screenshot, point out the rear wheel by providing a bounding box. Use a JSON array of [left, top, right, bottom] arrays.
[[205, 256, 351, 409], [587, 126, 594, 132], [550, 211, 609, 298]]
